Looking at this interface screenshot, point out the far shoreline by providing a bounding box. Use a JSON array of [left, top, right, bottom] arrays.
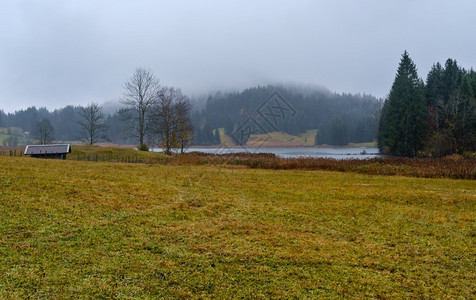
[[91, 143, 377, 150], [184, 144, 377, 149]]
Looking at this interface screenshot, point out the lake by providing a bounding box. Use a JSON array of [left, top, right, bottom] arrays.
[[154, 147, 382, 159]]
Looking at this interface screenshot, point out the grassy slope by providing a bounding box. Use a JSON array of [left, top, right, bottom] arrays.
[[217, 128, 317, 147], [68, 145, 169, 161], [0, 127, 25, 145], [0, 133, 9, 143], [0, 156, 475, 298], [217, 128, 235, 147], [218, 128, 376, 147], [246, 130, 318, 147]]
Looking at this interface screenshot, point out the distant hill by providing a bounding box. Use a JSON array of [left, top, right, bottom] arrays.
[[0, 85, 382, 147], [190, 85, 381, 146]]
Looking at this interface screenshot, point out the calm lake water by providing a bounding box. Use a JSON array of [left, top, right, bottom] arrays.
[[154, 147, 382, 159]]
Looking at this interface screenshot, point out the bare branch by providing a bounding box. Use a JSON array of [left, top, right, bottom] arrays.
[[153, 87, 192, 155], [77, 102, 108, 145], [34, 118, 55, 145], [121, 67, 162, 149]]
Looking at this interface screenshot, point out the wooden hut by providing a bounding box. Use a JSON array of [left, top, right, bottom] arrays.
[[24, 144, 71, 159]]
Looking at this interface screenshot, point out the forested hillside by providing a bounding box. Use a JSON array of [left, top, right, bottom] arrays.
[[0, 85, 381, 147], [191, 85, 381, 146], [0, 106, 134, 146]]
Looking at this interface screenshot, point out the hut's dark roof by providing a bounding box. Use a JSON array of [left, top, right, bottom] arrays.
[[24, 144, 71, 155]]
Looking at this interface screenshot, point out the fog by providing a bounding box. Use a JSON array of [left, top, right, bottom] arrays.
[[0, 0, 475, 113]]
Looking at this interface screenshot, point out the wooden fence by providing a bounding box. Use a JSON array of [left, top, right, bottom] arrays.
[[0, 149, 23, 156], [0, 148, 156, 164], [73, 153, 157, 164]]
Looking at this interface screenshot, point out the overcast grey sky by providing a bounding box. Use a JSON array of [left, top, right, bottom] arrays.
[[0, 0, 475, 113]]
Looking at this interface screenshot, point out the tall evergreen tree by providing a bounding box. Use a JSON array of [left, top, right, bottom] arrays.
[[424, 59, 476, 155], [425, 62, 444, 106], [378, 51, 427, 157]]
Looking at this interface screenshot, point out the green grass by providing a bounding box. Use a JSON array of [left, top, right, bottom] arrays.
[[0, 127, 26, 145], [0, 133, 9, 143], [0, 156, 474, 298], [68, 145, 170, 162], [0, 127, 23, 135]]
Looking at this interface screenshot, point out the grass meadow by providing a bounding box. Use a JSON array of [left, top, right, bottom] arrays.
[[0, 155, 475, 298]]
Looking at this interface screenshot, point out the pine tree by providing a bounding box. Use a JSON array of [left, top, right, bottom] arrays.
[[424, 59, 476, 155], [214, 129, 221, 145], [378, 51, 427, 157], [425, 63, 444, 106], [202, 124, 215, 146]]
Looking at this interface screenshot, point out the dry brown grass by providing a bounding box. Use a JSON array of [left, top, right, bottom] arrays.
[[174, 152, 476, 179]]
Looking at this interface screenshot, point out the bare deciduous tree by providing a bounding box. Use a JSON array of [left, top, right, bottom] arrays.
[[121, 68, 162, 150], [78, 102, 108, 145], [175, 95, 192, 154], [34, 118, 55, 145], [153, 87, 192, 155], [154, 87, 178, 155]]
